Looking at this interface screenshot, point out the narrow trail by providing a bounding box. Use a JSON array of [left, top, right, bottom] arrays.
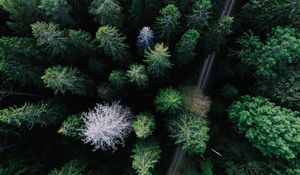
[[166, 0, 236, 174]]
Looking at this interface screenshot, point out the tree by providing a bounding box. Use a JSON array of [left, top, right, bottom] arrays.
[[257, 66, 300, 110], [67, 29, 95, 56], [238, 27, 300, 78], [144, 43, 172, 79], [228, 95, 300, 160], [31, 21, 68, 57], [48, 159, 87, 175], [132, 112, 155, 139], [0, 0, 41, 33], [131, 141, 161, 175], [201, 159, 213, 175], [154, 4, 181, 42], [154, 87, 183, 114], [0, 37, 43, 86], [42, 66, 92, 96], [187, 0, 211, 30], [95, 26, 129, 62], [126, 64, 149, 88], [58, 114, 83, 139], [175, 29, 200, 66], [89, 0, 123, 27], [81, 102, 132, 151], [39, 0, 74, 25], [0, 100, 64, 129], [108, 70, 127, 90], [137, 27, 154, 51], [168, 112, 209, 154], [240, 0, 300, 31]]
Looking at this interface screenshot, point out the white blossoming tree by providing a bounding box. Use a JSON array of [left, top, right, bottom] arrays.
[[81, 101, 133, 151]]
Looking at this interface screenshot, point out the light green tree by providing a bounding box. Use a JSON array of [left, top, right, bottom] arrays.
[[58, 114, 83, 139], [127, 64, 149, 88], [48, 159, 87, 175], [132, 112, 155, 139], [228, 95, 300, 160], [154, 88, 183, 114]]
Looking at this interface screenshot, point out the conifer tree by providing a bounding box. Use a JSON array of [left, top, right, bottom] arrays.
[[42, 66, 92, 96], [154, 88, 183, 114], [154, 4, 181, 42], [89, 0, 123, 27], [49, 159, 87, 175], [96, 26, 129, 62], [131, 141, 161, 175], [132, 112, 155, 139], [31, 21, 68, 57], [0, 37, 43, 86], [108, 70, 127, 90], [68, 29, 95, 56], [0, 100, 64, 129], [137, 27, 154, 51], [168, 112, 209, 154], [129, 0, 143, 28], [39, 0, 74, 25], [58, 114, 83, 139], [187, 0, 211, 30], [126, 64, 149, 88], [175, 29, 200, 66], [144, 43, 172, 79]]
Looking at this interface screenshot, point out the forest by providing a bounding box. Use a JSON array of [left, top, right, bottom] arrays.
[[0, 0, 300, 174]]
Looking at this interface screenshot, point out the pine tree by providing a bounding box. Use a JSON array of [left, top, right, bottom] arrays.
[[154, 87, 183, 114], [175, 29, 200, 66], [96, 26, 129, 62], [68, 29, 95, 56], [89, 0, 123, 27], [128, 0, 143, 28], [39, 0, 74, 25], [154, 4, 181, 42], [168, 112, 209, 154], [144, 43, 172, 79], [0, 0, 41, 33], [42, 66, 92, 96], [137, 27, 154, 51], [131, 141, 161, 175], [132, 112, 155, 139], [187, 0, 211, 30], [58, 114, 83, 139], [126, 64, 149, 88], [108, 70, 127, 90], [0, 100, 64, 129], [31, 21, 68, 57], [48, 159, 87, 175]]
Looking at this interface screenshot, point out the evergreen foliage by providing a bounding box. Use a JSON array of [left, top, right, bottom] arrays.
[[126, 64, 149, 88], [39, 0, 74, 25], [154, 88, 184, 114], [175, 29, 200, 66], [0, 159, 41, 175], [144, 43, 172, 79], [89, 0, 123, 27], [238, 27, 300, 78], [48, 159, 87, 175], [168, 112, 209, 154], [0, 100, 64, 129], [137, 27, 154, 51], [131, 141, 161, 175], [58, 114, 83, 139], [96, 26, 129, 62], [201, 159, 213, 175], [31, 21, 68, 57], [228, 95, 300, 160], [154, 4, 181, 42], [187, 0, 211, 30], [42, 66, 92, 96], [68, 29, 95, 55], [108, 70, 127, 90], [132, 112, 155, 139]]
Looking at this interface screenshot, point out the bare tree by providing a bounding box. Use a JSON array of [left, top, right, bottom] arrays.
[[81, 101, 132, 151]]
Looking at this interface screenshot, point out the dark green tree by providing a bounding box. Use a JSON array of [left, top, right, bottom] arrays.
[[108, 70, 127, 90], [238, 27, 300, 78], [89, 0, 123, 27], [132, 112, 155, 139], [0, 100, 64, 129], [131, 141, 161, 175], [68, 29, 95, 56], [39, 0, 74, 25], [175, 29, 200, 66], [144, 43, 172, 79], [31, 21, 68, 57], [154, 4, 181, 42], [42, 66, 92, 95], [96, 26, 129, 62], [187, 0, 211, 30], [154, 87, 183, 114], [168, 112, 209, 154], [58, 114, 83, 139], [228, 95, 300, 160], [126, 64, 149, 88], [48, 159, 87, 175]]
